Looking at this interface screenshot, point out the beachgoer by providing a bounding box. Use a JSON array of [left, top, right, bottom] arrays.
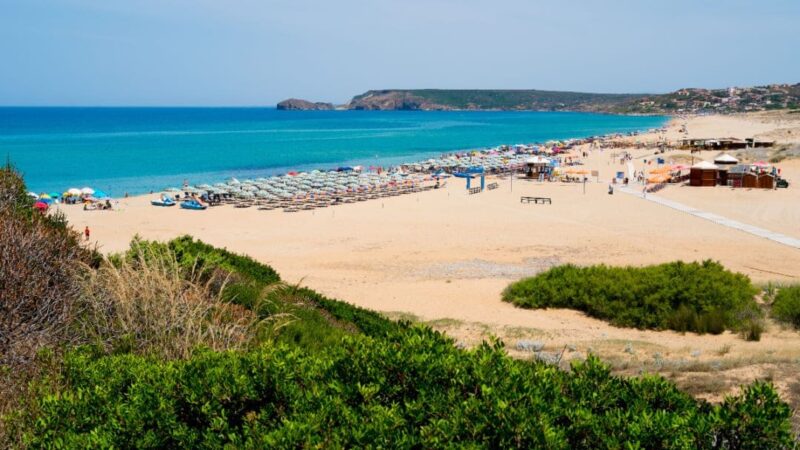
[[84, 226, 90, 241]]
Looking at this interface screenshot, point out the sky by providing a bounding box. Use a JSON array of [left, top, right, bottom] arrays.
[[0, 0, 798, 106]]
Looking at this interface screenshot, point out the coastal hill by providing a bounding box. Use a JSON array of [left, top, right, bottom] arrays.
[[278, 83, 800, 114], [347, 89, 641, 112]]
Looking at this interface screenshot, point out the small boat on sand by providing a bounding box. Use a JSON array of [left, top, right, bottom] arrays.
[[151, 195, 176, 207], [180, 199, 207, 210]]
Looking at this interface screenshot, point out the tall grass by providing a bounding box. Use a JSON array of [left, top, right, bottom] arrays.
[[73, 246, 269, 359]]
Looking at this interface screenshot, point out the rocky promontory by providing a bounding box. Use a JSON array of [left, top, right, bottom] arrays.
[[276, 98, 335, 111]]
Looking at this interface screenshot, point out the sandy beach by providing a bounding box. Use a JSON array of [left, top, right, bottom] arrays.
[[59, 111, 800, 404]]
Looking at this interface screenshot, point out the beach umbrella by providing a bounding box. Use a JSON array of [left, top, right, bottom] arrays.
[[67, 188, 82, 196], [34, 201, 48, 211], [81, 187, 94, 195], [93, 190, 109, 199], [647, 174, 671, 183], [39, 193, 51, 199], [49, 192, 60, 199]]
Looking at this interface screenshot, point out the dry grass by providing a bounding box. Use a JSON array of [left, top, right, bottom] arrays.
[[71, 247, 269, 360]]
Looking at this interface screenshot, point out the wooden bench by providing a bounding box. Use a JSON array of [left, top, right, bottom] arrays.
[[468, 187, 482, 195], [520, 196, 552, 204], [486, 182, 499, 190]]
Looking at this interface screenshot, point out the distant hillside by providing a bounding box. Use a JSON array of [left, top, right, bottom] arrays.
[[347, 89, 643, 112], [277, 83, 800, 114], [612, 84, 800, 114]]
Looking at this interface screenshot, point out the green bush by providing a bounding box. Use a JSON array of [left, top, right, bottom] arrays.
[[502, 261, 760, 334], [13, 328, 793, 448], [772, 286, 800, 329]]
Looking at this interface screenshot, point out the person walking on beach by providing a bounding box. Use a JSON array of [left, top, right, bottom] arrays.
[[84, 226, 90, 241]]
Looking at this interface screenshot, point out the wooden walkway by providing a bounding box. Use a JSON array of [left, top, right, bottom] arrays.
[[619, 187, 800, 250]]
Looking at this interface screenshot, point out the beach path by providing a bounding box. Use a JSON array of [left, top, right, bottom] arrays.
[[620, 186, 800, 250]]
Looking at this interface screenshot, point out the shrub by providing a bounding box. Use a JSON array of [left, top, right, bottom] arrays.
[[502, 261, 759, 335], [0, 166, 90, 367], [12, 328, 794, 448], [772, 285, 800, 329]]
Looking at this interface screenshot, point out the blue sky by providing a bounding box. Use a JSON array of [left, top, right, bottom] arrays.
[[1, 0, 798, 106]]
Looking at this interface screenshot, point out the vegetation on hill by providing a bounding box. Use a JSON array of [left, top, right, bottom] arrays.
[[502, 261, 763, 338], [347, 89, 642, 112], [0, 166, 796, 447], [280, 83, 800, 113], [772, 286, 800, 329]]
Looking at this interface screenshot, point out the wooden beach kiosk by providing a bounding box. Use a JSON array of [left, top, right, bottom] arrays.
[[525, 156, 551, 178], [727, 164, 776, 189], [689, 161, 719, 187], [713, 153, 738, 185]]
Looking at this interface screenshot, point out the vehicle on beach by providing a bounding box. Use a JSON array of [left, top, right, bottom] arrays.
[[151, 195, 176, 207], [180, 199, 207, 210]]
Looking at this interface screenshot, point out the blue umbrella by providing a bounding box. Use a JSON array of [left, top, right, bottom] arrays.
[[94, 190, 109, 199]]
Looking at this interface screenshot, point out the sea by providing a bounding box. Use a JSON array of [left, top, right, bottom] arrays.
[[0, 108, 668, 196]]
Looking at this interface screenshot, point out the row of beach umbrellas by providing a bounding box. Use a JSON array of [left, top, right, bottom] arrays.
[[165, 170, 428, 201]]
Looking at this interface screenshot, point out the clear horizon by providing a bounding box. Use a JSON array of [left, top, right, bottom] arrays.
[[1, 0, 798, 106]]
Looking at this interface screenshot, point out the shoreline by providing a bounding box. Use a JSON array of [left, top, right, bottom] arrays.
[[56, 110, 800, 404], [12, 110, 668, 197]]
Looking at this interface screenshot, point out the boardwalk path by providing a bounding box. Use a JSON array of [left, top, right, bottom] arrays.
[[619, 187, 800, 250]]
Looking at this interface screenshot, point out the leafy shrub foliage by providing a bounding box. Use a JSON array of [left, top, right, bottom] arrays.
[[772, 285, 800, 329], [15, 329, 793, 448], [503, 261, 760, 335]]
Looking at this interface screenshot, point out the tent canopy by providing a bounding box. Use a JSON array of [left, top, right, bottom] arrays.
[[714, 153, 739, 164], [691, 161, 719, 170]]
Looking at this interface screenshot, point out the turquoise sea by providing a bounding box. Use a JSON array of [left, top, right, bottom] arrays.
[[0, 108, 667, 196]]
